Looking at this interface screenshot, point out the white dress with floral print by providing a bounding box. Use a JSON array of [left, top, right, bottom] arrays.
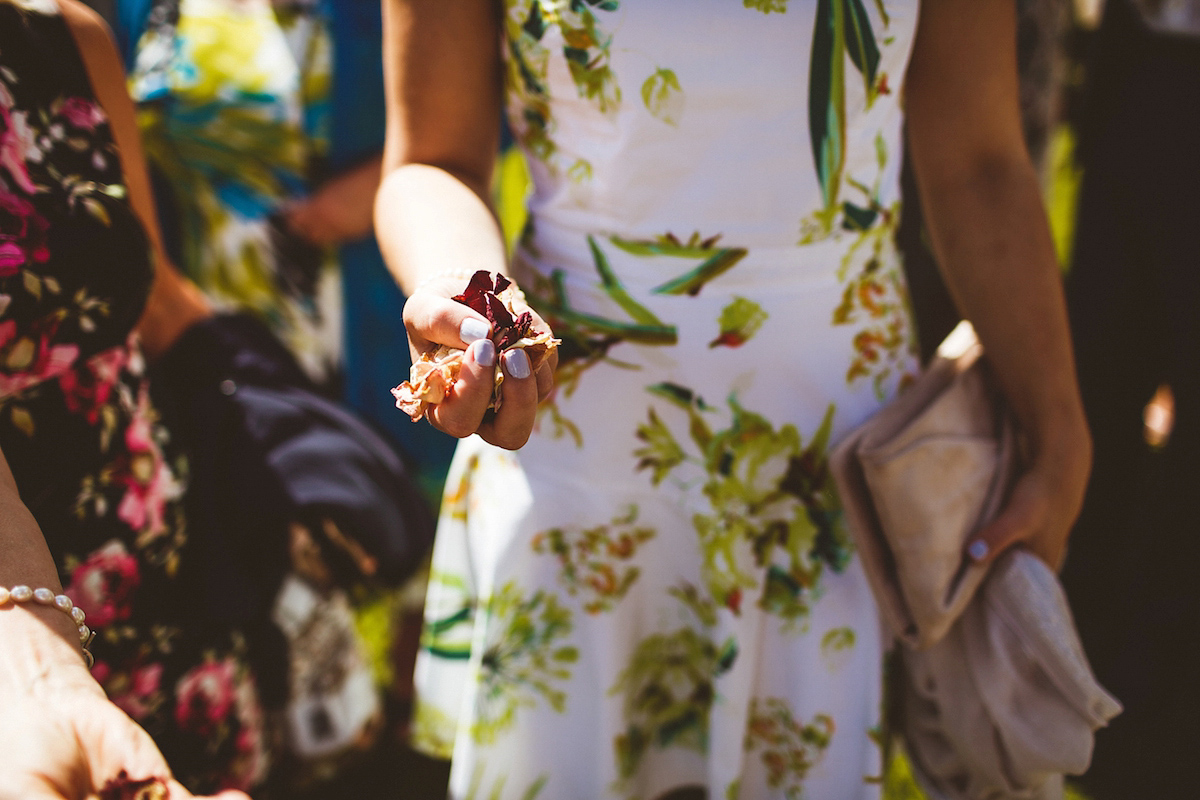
[[413, 2, 920, 798]]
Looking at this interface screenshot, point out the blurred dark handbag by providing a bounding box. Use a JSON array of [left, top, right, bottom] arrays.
[[149, 312, 436, 769], [152, 312, 434, 594], [830, 322, 1120, 800]]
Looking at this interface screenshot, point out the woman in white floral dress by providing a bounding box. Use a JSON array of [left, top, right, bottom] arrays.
[[375, 1, 1091, 798]]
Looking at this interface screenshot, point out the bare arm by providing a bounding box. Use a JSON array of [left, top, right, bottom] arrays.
[[0, 5, 243, 798], [285, 154, 384, 247], [0, 449, 80, 648], [375, 0, 554, 449], [63, 0, 211, 364], [906, 0, 1091, 568], [0, 441, 185, 800], [375, 0, 504, 294]]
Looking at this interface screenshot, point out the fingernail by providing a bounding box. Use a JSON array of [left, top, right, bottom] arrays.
[[502, 348, 531, 379], [967, 540, 989, 562], [460, 318, 490, 345], [472, 338, 496, 368]]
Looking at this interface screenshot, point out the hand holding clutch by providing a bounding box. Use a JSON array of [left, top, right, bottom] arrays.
[[830, 322, 1120, 800]]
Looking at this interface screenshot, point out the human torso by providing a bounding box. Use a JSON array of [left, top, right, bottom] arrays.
[[504, 0, 922, 438], [415, 5, 923, 796]]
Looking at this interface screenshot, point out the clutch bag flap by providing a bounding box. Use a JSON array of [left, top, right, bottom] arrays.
[[831, 322, 1016, 648]]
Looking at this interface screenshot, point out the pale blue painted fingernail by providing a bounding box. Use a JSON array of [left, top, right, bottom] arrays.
[[503, 348, 531, 379], [460, 318, 489, 345], [472, 338, 496, 368], [967, 540, 989, 562]]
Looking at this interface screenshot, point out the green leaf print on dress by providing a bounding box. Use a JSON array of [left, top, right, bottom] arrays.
[[531, 505, 656, 613], [641, 68, 684, 126], [421, 571, 475, 661], [635, 387, 851, 625], [801, 129, 916, 397], [803, 2, 916, 396], [608, 233, 749, 297], [743, 0, 790, 13], [832, 136, 916, 397], [472, 582, 578, 744], [523, 237, 678, 444], [464, 766, 549, 800], [710, 296, 768, 349], [740, 698, 835, 799], [414, 565, 478, 757], [808, 0, 892, 227], [504, 0, 621, 173], [609, 601, 737, 785]]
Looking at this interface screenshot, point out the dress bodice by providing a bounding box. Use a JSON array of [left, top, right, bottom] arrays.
[[503, 0, 919, 251]]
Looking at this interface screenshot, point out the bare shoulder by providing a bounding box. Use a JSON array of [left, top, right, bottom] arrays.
[[56, 0, 123, 71], [56, 0, 111, 41], [54, 0, 131, 118]]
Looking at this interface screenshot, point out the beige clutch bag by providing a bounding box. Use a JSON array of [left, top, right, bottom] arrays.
[[830, 322, 1121, 799], [832, 322, 1014, 648], [901, 549, 1122, 800]]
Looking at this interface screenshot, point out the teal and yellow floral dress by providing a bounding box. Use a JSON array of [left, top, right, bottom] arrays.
[[126, 0, 338, 382], [413, 1, 921, 798]]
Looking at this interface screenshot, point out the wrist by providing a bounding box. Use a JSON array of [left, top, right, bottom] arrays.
[[1020, 403, 1092, 478], [413, 268, 489, 295], [0, 586, 95, 671], [0, 603, 99, 697]]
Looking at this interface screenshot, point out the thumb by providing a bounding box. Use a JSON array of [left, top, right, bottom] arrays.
[[79, 702, 178, 798], [963, 474, 1047, 566]]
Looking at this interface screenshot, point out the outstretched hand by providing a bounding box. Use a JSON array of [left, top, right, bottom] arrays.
[[402, 273, 557, 450]]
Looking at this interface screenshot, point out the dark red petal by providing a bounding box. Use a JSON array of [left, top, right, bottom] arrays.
[[513, 310, 534, 338], [493, 329, 517, 350], [485, 293, 515, 329], [451, 270, 496, 315]]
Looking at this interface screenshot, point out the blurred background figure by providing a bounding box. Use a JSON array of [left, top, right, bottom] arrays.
[[113, 0, 456, 500], [122, 0, 343, 385], [109, 3, 457, 797], [1057, 1, 1200, 797]]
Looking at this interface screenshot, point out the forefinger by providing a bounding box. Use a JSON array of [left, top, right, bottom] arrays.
[[402, 289, 491, 355]]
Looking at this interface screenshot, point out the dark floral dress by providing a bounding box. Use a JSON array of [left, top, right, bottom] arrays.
[[0, 2, 269, 792]]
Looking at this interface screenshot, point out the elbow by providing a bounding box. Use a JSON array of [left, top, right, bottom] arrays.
[[381, 119, 496, 203]]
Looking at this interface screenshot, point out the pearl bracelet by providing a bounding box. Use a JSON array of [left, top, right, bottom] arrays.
[[0, 586, 95, 668]]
